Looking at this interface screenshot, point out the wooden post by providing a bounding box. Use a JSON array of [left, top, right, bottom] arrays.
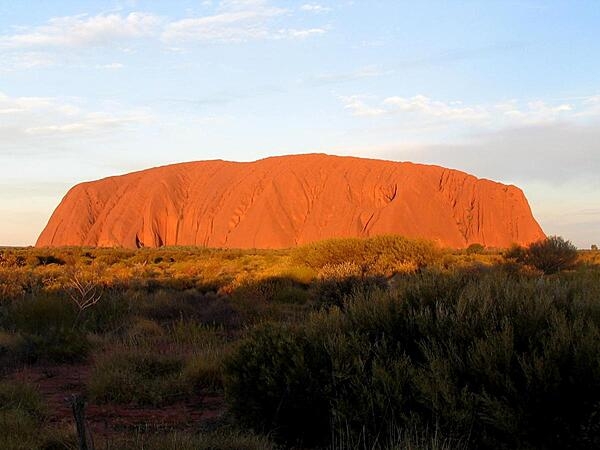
[[71, 394, 92, 450]]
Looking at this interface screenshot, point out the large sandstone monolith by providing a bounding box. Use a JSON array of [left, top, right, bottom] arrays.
[[37, 153, 545, 249]]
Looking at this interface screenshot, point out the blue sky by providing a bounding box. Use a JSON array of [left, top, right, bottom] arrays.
[[1, 0, 598, 247]]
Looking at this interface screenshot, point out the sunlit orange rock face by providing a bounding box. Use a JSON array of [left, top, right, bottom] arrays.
[[36, 154, 545, 249]]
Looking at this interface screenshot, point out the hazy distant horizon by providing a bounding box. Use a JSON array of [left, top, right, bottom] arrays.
[[1, 1, 598, 248]]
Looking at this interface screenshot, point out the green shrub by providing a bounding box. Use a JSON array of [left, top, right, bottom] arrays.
[[0, 269, 43, 301], [131, 289, 239, 327], [466, 243, 485, 255], [1, 293, 91, 363], [126, 317, 165, 344], [0, 331, 20, 360], [183, 348, 226, 392], [311, 276, 365, 308], [331, 423, 467, 450], [14, 329, 90, 363], [231, 277, 309, 305], [0, 409, 41, 450], [168, 320, 226, 349], [0, 380, 74, 450], [225, 270, 600, 449], [504, 243, 526, 261], [0, 380, 46, 419], [3, 293, 76, 333], [525, 235, 578, 274], [80, 288, 130, 333], [225, 323, 331, 446], [0, 410, 75, 450], [293, 235, 440, 276], [89, 349, 188, 406]]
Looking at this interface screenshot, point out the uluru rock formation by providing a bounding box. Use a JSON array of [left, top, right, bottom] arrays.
[[37, 154, 545, 249]]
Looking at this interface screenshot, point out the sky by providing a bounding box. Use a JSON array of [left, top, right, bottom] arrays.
[[0, 0, 598, 248]]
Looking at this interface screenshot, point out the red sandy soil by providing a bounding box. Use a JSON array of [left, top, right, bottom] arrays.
[[37, 153, 545, 249], [10, 363, 225, 438]]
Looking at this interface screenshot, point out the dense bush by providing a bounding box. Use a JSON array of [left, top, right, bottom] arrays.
[[3, 294, 76, 332], [293, 235, 440, 276], [311, 262, 387, 308], [466, 243, 485, 254], [526, 235, 578, 274], [504, 243, 527, 261], [231, 276, 309, 305], [225, 270, 600, 449], [225, 323, 332, 446], [0, 268, 43, 301], [1, 293, 91, 363], [14, 329, 90, 363], [506, 236, 578, 275]]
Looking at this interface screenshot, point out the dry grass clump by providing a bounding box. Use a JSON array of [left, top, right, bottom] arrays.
[[89, 318, 232, 405], [100, 429, 277, 450], [0, 379, 75, 450]]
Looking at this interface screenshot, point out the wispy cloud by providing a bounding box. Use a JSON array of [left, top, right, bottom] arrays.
[[0, 91, 151, 148], [494, 99, 573, 124], [0, 51, 56, 71], [341, 95, 386, 117], [0, 1, 328, 68], [162, 2, 285, 43], [300, 4, 332, 13], [162, 0, 327, 43], [284, 28, 326, 39], [341, 93, 600, 126], [383, 95, 488, 122], [341, 94, 488, 122], [306, 65, 390, 87], [0, 12, 161, 49], [95, 62, 125, 69]]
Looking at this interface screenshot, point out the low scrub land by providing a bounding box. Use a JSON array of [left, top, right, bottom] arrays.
[[0, 236, 598, 449]]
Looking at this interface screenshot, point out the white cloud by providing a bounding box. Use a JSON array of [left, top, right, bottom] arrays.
[[300, 4, 332, 13], [342, 93, 600, 127], [576, 94, 600, 118], [0, 51, 56, 71], [284, 27, 327, 39], [497, 99, 573, 123], [95, 62, 125, 69], [0, 3, 327, 58], [0, 91, 151, 147], [0, 92, 55, 114], [341, 95, 386, 117], [162, 10, 281, 42], [308, 65, 389, 86], [341, 94, 487, 121], [162, 1, 326, 43], [383, 95, 488, 121], [25, 114, 146, 135], [0, 12, 161, 49]]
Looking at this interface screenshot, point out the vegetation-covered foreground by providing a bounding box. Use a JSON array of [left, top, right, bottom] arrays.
[[0, 236, 599, 449]]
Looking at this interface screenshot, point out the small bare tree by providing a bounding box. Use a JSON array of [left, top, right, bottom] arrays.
[[67, 269, 103, 329]]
